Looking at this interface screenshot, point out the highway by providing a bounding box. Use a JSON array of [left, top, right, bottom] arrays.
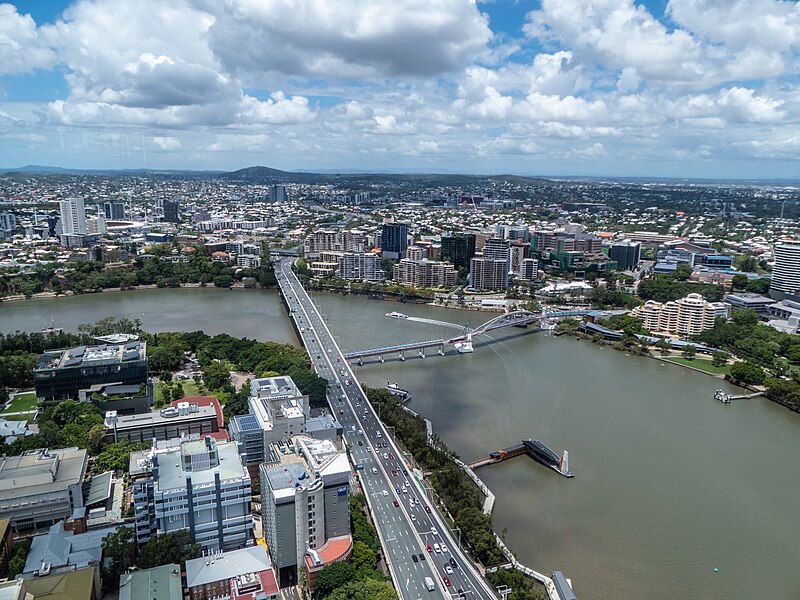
[[277, 258, 497, 600]]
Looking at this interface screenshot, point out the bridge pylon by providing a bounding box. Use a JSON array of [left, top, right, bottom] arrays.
[[378, 355, 384, 363], [357, 357, 363, 366], [439, 345, 445, 356], [399, 351, 405, 361], [418, 349, 425, 358]]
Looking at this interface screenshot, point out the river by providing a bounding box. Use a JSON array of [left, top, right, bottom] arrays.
[[2, 288, 798, 600]]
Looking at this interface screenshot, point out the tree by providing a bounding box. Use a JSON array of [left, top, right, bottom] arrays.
[[711, 351, 728, 368], [202, 361, 231, 390], [731, 274, 748, 290], [102, 526, 136, 590], [313, 561, 356, 598], [681, 345, 696, 359], [730, 361, 766, 385], [674, 263, 692, 281], [137, 531, 200, 569], [326, 579, 397, 600], [350, 541, 376, 572]]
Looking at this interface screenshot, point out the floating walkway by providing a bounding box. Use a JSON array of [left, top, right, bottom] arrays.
[[714, 389, 765, 403]]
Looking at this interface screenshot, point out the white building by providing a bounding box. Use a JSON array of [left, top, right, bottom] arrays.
[[59, 197, 86, 236], [518, 257, 539, 281], [770, 240, 800, 301], [337, 253, 384, 282], [260, 436, 351, 587], [470, 257, 508, 290], [631, 293, 729, 337]]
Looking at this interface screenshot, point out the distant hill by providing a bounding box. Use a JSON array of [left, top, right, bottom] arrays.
[[1, 165, 226, 177]]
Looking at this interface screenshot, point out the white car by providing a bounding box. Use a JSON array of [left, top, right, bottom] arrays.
[[382, 490, 388, 496], [430, 527, 438, 536], [433, 543, 441, 554], [444, 565, 453, 574], [383, 453, 389, 460], [441, 544, 449, 553]]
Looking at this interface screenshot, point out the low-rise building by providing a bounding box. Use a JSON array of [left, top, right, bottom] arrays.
[[34, 341, 147, 401], [130, 436, 252, 551], [22, 521, 124, 577], [724, 292, 775, 315], [119, 564, 182, 600], [0, 448, 87, 531], [104, 400, 220, 443], [184, 546, 279, 600]]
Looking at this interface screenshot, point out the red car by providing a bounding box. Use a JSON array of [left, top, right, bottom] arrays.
[[424, 506, 431, 513], [443, 576, 451, 587], [391, 469, 397, 476], [338, 409, 344, 414], [393, 500, 399, 507], [426, 544, 432, 553]]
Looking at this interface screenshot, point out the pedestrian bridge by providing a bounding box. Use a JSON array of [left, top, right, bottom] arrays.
[[343, 309, 588, 362]]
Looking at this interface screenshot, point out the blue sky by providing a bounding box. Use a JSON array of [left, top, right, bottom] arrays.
[[1, 0, 799, 178]]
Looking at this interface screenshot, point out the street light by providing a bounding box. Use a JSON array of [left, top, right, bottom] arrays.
[[496, 585, 512, 600]]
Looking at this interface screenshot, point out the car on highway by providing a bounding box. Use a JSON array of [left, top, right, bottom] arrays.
[[419, 553, 425, 561], [449, 557, 458, 569], [431, 527, 438, 536], [338, 409, 344, 414], [441, 544, 449, 553], [391, 469, 397, 476], [426, 544, 432, 553], [412, 554, 418, 563], [383, 453, 389, 460], [382, 490, 388, 496], [425, 505, 432, 513], [443, 576, 451, 587], [433, 543, 441, 554], [393, 500, 399, 507], [371, 467, 378, 474], [444, 565, 453, 574]]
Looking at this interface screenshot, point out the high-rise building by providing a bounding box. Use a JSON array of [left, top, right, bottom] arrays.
[[269, 185, 287, 202], [103, 202, 126, 220], [609, 240, 641, 271], [440, 234, 476, 270], [630, 293, 729, 337], [770, 240, 800, 301], [392, 259, 458, 288], [337, 253, 384, 281], [59, 197, 86, 236], [0, 213, 16, 241], [260, 436, 351, 587], [469, 257, 509, 290], [380, 223, 408, 260], [519, 258, 539, 281], [130, 436, 253, 552], [162, 199, 180, 223]]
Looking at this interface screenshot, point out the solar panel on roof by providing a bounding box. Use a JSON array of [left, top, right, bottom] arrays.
[[238, 415, 260, 431]]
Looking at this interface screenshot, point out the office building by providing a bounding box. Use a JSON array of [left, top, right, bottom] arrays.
[[119, 564, 183, 600], [260, 436, 352, 587], [609, 240, 641, 271], [770, 240, 800, 301], [0, 448, 87, 531], [162, 199, 180, 223], [392, 258, 458, 289], [469, 256, 509, 290], [185, 546, 279, 600], [85, 216, 106, 236], [228, 377, 310, 468], [380, 223, 408, 260], [483, 237, 511, 264], [631, 293, 729, 337], [337, 253, 384, 282], [269, 185, 287, 203], [440, 234, 476, 270], [104, 400, 221, 443], [34, 341, 148, 401], [724, 292, 775, 315], [509, 241, 529, 275], [130, 436, 253, 551]]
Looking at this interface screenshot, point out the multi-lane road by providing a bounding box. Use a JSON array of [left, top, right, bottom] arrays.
[[277, 258, 497, 600]]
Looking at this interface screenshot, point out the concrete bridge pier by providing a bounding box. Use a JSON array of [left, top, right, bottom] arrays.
[[418, 349, 425, 359], [378, 354, 384, 363], [439, 345, 445, 356], [357, 357, 363, 366], [399, 350, 405, 361]]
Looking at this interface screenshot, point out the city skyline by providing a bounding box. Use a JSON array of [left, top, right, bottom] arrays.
[[1, 0, 800, 179]]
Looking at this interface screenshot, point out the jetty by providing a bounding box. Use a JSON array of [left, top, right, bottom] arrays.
[[469, 439, 574, 478]]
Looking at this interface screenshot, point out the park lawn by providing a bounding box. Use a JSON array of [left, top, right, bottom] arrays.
[[663, 356, 731, 376], [154, 379, 206, 404], [1, 391, 38, 415]]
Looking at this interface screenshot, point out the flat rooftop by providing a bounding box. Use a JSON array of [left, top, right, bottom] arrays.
[[155, 440, 248, 492], [113, 403, 216, 431], [0, 448, 86, 501], [37, 341, 146, 371]]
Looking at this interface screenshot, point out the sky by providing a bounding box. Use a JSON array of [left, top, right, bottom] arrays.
[[1, 0, 799, 179]]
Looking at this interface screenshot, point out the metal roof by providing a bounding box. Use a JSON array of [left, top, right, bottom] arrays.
[[85, 471, 112, 507]]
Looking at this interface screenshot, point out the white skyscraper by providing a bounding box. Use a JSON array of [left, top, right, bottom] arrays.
[[770, 240, 800, 301], [59, 197, 86, 235]]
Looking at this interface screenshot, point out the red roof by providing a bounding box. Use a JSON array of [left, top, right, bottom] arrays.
[[172, 395, 225, 430], [305, 535, 353, 571]]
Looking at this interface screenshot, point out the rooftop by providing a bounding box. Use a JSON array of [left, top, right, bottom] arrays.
[[119, 564, 182, 600], [185, 546, 275, 590], [37, 341, 145, 371], [110, 402, 216, 431], [0, 448, 87, 502], [154, 438, 248, 492]]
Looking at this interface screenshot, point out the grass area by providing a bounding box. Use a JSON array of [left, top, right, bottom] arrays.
[[1, 391, 38, 415], [663, 356, 731, 376], [154, 379, 207, 405]]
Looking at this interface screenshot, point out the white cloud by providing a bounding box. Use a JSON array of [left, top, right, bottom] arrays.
[[152, 136, 181, 150], [207, 133, 270, 152], [193, 0, 492, 79], [0, 4, 57, 75], [239, 93, 315, 125]]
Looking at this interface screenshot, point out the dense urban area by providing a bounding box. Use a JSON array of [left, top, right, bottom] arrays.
[[0, 166, 798, 600]]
